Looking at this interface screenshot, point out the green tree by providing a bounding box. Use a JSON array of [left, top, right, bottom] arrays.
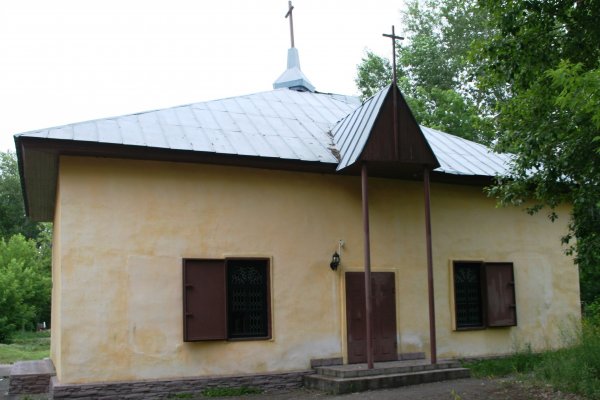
[[356, 0, 600, 304], [0, 151, 52, 341], [0, 152, 42, 240], [355, 50, 391, 99], [355, 0, 495, 143], [0, 234, 51, 341], [475, 0, 600, 304]]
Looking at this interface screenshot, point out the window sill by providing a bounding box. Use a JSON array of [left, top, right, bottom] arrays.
[[227, 336, 272, 342], [454, 326, 486, 331]]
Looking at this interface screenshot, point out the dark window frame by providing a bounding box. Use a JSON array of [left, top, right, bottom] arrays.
[[453, 261, 487, 330], [226, 258, 271, 340], [183, 257, 271, 342], [452, 260, 517, 331]]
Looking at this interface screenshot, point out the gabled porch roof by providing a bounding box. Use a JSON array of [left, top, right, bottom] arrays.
[[333, 85, 439, 172]]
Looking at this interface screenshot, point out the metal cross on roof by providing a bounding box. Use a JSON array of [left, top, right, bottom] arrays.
[[285, 1, 295, 48], [382, 25, 404, 159], [382, 25, 404, 86]]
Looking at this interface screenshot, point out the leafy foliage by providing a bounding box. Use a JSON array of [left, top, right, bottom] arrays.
[[355, 0, 495, 143], [0, 152, 42, 240], [585, 299, 600, 326], [355, 50, 391, 99], [356, 0, 600, 304], [475, 0, 600, 304], [0, 234, 51, 342], [0, 151, 51, 343]]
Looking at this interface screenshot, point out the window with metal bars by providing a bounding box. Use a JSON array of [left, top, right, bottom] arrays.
[[453, 261, 517, 330], [227, 260, 269, 338], [454, 262, 484, 328], [183, 258, 270, 341]]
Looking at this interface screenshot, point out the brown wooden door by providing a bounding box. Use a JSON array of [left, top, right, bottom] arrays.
[[345, 272, 397, 364]]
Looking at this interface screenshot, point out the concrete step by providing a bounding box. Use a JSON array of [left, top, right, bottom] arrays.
[[314, 360, 461, 379], [8, 359, 55, 395], [304, 367, 470, 395]]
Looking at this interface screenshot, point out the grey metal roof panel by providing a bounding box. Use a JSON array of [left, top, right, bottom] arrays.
[[163, 125, 192, 151], [222, 130, 257, 156], [117, 116, 145, 146], [97, 119, 123, 145], [205, 98, 227, 112], [326, 94, 362, 108], [191, 108, 219, 130], [173, 107, 198, 127], [72, 121, 98, 142], [262, 135, 298, 159], [204, 127, 235, 154], [183, 126, 212, 152], [156, 108, 179, 126], [48, 126, 73, 141], [245, 98, 278, 118], [333, 86, 389, 171], [421, 126, 511, 176]]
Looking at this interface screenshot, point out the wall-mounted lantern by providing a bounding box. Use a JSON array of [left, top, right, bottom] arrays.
[[330, 240, 344, 271], [330, 252, 340, 271]]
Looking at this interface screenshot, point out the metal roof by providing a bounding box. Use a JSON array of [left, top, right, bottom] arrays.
[[421, 126, 511, 176], [16, 89, 359, 164], [16, 87, 510, 177], [332, 86, 389, 170]]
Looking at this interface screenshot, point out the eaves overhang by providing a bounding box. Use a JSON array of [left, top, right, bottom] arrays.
[[16, 135, 502, 222], [14, 137, 340, 222]]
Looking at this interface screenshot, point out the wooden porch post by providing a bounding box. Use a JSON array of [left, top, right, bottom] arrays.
[[424, 168, 437, 364], [361, 162, 374, 369]]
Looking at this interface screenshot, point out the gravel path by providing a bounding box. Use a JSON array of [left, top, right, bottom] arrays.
[[177, 377, 584, 400]]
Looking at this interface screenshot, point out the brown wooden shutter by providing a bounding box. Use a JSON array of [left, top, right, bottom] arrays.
[[484, 262, 517, 327], [183, 259, 227, 341]]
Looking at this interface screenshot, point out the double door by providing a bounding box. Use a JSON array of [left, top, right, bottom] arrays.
[[345, 272, 397, 364]]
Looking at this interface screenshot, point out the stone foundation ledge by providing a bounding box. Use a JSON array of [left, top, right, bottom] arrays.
[[8, 359, 56, 395], [50, 370, 312, 399], [399, 351, 426, 361], [310, 357, 343, 368]]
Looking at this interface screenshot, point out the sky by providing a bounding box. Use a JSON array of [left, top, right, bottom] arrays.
[[0, 1, 406, 151]]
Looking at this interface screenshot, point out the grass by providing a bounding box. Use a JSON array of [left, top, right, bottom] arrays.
[[464, 321, 600, 399], [168, 387, 263, 399], [0, 330, 50, 364], [201, 387, 263, 397], [464, 344, 544, 377]]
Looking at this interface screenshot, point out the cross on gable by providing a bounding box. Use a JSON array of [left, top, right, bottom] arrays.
[[285, 1, 295, 48], [381, 26, 405, 158], [382, 25, 404, 85]]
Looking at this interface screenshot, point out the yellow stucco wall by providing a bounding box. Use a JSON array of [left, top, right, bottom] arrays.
[[53, 156, 580, 384], [50, 174, 62, 378]]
